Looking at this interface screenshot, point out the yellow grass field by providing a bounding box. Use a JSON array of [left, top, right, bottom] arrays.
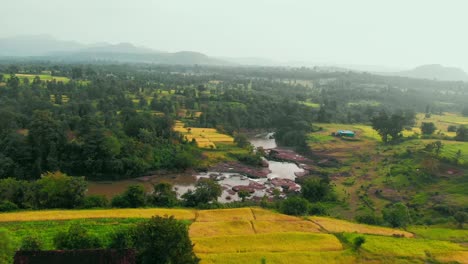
[[197, 251, 356, 264], [174, 121, 234, 148], [251, 208, 301, 221], [310, 216, 413, 237], [190, 221, 255, 237], [196, 208, 255, 222], [0, 208, 196, 222], [192, 233, 343, 253], [253, 220, 321, 234]]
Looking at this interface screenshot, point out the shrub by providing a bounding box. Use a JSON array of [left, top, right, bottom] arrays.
[[82, 195, 109, 208], [150, 182, 178, 207], [280, 196, 311, 216], [447, 125, 457, 132], [355, 212, 383, 225], [309, 202, 327, 215], [20, 233, 43, 251], [0, 201, 18, 212], [133, 216, 199, 264], [111, 195, 130, 208], [0, 228, 15, 264], [53, 224, 102, 250], [353, 236, 366, 250], [112, 185, 146, 208], [109, 228, 135, 249], [420, 122, 436, 135], [383, 202, 410, 228]]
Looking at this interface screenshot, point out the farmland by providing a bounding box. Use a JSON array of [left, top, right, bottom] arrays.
[[174, 121, 234, 149], [1, 207, 467, 264], [2, 73, 70, 83]]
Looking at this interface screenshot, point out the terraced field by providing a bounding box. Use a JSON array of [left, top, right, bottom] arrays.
[[1, 207, 466, 263]]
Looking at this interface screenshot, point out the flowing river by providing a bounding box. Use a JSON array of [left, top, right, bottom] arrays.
[[88, 132, 304, 202]]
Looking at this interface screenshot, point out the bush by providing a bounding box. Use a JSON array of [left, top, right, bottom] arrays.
[[421, 122, 436, 135], [309, 202, 327, 215], [355, 212, 383, 225], [0, 228, 15, 264], [0, 201, 19, 212], [82, 195, 109, 208], [111, 185, 146, 208], [133, 216, 199, 264], [447, 125, 457, 132], [383, 202, 410, 228], [353, 236, 366, 250], [111, 195, 130, 208], [53, 224, 102, 250], [20, 233, 43, 251], [109, 228, 135, 249], [182, 178, 221, 207], [280, 196, 311, 216], [150, 182, 178, 207]]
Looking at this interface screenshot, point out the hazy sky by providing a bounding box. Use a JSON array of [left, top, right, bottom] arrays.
[[2, 0, 468, 70]]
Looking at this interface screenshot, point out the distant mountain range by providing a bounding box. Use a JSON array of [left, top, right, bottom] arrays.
[[1, 35, 467, 82]]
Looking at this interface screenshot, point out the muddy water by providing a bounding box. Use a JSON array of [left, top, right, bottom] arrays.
[[88, 132, 304, 202]]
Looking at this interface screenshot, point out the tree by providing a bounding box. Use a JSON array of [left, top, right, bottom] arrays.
[[150, 182, 178, 207], [383, 202, 410, 228], [420, 122, 436, 135], [53, 224, 102, 250], [237, 190, 251, 202], [279, 196, 311, 216], [182, 178, 221, 207], [454, 211, 467, 228], [455, 125, 468, 141], [133, 216, 199, 264], [112, 184, 146, 208], [35, 172, 87, 209], [371, 111, 404, 143], [353, 236, 366, 251], [301, 178, 335, 202]]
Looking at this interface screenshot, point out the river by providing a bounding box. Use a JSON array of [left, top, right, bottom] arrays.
[[88, 132, 304, 202]]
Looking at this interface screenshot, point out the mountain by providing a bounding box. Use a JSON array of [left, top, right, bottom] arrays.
[[392, 64, 468, 82], [0, 35, 230, 65]]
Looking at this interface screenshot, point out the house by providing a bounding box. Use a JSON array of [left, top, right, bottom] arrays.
[[336, 130, 355, 137]]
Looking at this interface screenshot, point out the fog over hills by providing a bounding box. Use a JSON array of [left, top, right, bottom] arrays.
[[1, 35, 467, 82]]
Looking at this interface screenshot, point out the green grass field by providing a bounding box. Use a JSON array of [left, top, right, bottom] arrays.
[[2, 73, 70, 83]]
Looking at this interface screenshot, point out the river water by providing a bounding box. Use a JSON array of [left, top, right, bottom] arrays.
[[88, 132, 304, 202]]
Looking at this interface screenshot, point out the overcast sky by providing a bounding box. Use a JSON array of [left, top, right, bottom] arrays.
[[2, 0, 468, 70]]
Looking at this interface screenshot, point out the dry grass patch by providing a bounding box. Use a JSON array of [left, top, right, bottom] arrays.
[[197, 251, 356, 264], [193, 233, 343, 253], [196, 208, 254, 222], [436, 251, 468, 264], [174, 121, 234, 149], [251, 208, 301, 221], [0, 208, 196, 222], [310, 216, 413, 237], [253, 220, 321, 234], [190, 221, 255, 237]]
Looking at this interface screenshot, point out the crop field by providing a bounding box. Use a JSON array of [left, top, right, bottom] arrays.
[[3, 73, 70, 83], [415, 112, 468, 136], [174, 121, 234, 148], [310, 216, 413, 237], [1, 207, 467, 263]]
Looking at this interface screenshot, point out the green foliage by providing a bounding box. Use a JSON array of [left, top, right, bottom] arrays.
[[20, 233, 44, 251], [112, 184, 146, 208], [355, 212, 383, 225], [352, 236, 366, 250], [182, 178, 222, 207], [35, 172, 87, 209], [0, 228, 15, 264], [280, 196, 311, 216], [420, 122, 436, 135], [300, 178, 336, 203], [109, 228, 135, 249], [0, 201, 19, 212], [383, 202, 410, 228], [150, 182, 178, 207], [371, 111, 406, 143], [453, 211, 467, 228], [53, 223, 102, 250], [82, 195, 109, 208], [455, 125, 468, 141], [133, 216, 200, 264]]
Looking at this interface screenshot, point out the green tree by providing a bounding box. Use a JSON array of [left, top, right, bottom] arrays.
[[371, 111, 404, 143], [53, 224, 102, 250], [455, 125, 468, 141], [112, 184, 146, 208], [301, 178, 335, 202], [150, 182, 178, 207], [420, 122, 436, 135], [383, 202, 410, 228], [182, 178, 222, 207], [35, 172, 87, 209], [353, 236, 366, 251], [237, 190, 251, 202], [133, 216, 199, 264], [280, 196, 311, 216], [454, 211, 467, 228]]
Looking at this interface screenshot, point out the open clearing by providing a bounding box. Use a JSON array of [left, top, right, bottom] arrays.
[[174, 121, 234, 148], [2, 73, 70, 83]]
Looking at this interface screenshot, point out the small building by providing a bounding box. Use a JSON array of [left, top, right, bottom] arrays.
[[336, 130, 355, 137]]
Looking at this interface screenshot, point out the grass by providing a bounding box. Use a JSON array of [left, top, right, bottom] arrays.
[[309, 216, 413, 237], [408, 226, 468, 242], [253, 221, 321, 234], [190, 221, 255, 237], [251, 208, 302, 221], [0, 208, 196, 222], [192, 233, 343, 253], [343, 233, 465, 258], [196, 208, 254, 222], [3, 73, 70, 83], [197, 251, 356, 264]]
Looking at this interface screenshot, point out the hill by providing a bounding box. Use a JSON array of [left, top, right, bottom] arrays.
[[392, 64, 468, 82], [0, 35, 230, 65]]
